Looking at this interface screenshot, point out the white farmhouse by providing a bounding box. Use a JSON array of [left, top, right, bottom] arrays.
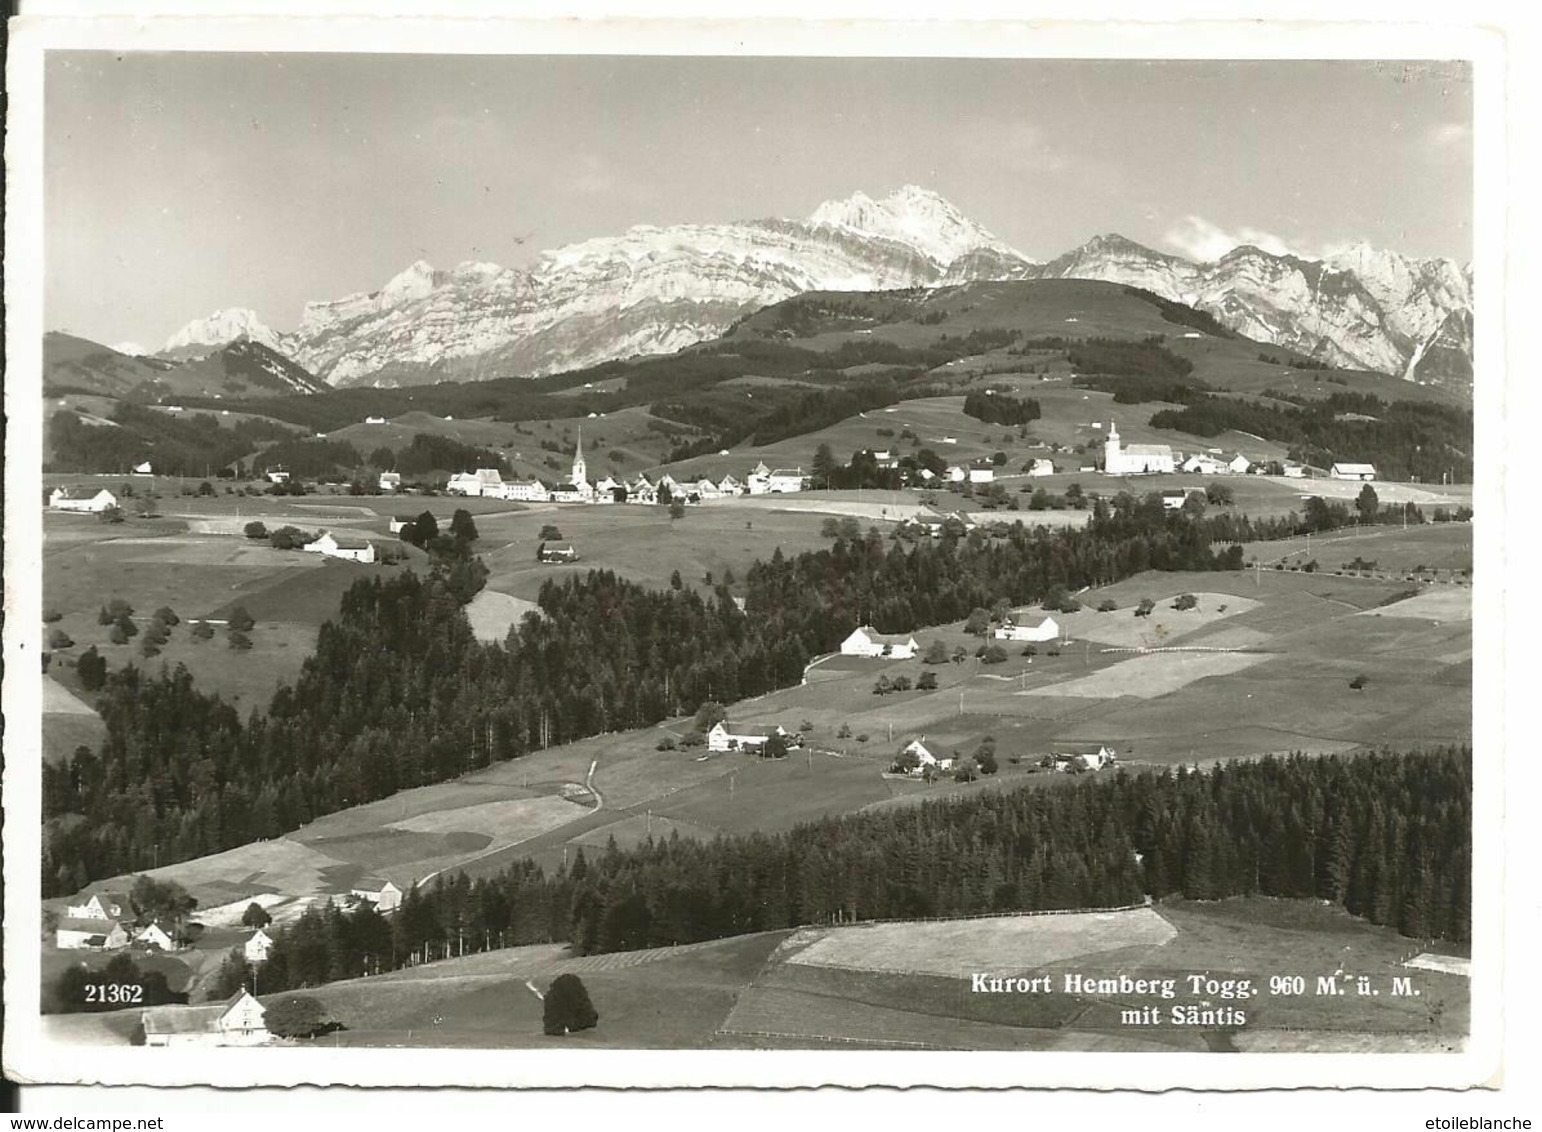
[[49, 487, 118, 514], [946, 465, 967, 483], [717, 474, 742, 496], [378, 471, 401, 492], [1282, 463, 1307, 479], [1104, 421, 1175, 475], [706, 721, 789, 753], [594, 474, 623, 501], [766, 467, 805, 493], [504, 478, 550, 502], [351, 878, 403, 912], [304, 531, 377, 563], [136, 922, 176, 951], [55, 917, 131, 951], [446, 472, 483, 496], [265, 467, 291, 485], [746, 462, 773, 495], [628, 474, 658, 505], [389, 514, 414, 534], [1052, 744, 1118, 772], [132, 461, 154, 476], [995, 611, 1060, 643], [142, 990, 271, 1048], [840, 625, 919, 660], [1180, 454, 1225, 475], [1161, 489, 1191, 511], [894, 738, 954, 776], [1330, 462, 1378, 481], [968, 461, 996, 484], [66, 891, 132, 921], [1026, 458, 1056, 477], [1227, 454, 1253, 475], [243, 928, 274, 964]]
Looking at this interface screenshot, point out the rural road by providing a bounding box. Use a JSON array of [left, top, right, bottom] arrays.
[[414, 759, 603, 891]]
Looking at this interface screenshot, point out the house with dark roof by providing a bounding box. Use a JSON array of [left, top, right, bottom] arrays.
[[55, 917, 130, 951], [706, 721, 792, 753], [66, 890, 132, 921], [537, 541, 578, 563], [48, 487, 118, 513], [996, 610, 1060, 643], [304, 530, 377, 563]]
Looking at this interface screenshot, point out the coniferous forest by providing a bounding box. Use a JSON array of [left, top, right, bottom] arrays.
[[43, 502, 1243, 895], [207, 748, 1470, 999]]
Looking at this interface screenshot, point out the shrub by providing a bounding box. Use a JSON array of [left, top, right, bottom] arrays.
[[265, 995, 332, 1039], [241, 902, 272, 929], [1098, 599, 1117, 613], [1349, 674, 1368, 690], [47, 628, 74, 650], [77, 646, 107, 691], [539, 524, 563, 541], [243, 521, 268, 540], [917, 671, 938, 691], [543, 974, 599, 1036], [228, 606, 256, 632], [1172, 594, 1198, 611], [655, 735, 677, 751], [227, 629, 253, 651], [152, 606, 180, 627], [982, 644, 1008, 664], [855, 733, 869, 743], [190, 621, 215, 642]]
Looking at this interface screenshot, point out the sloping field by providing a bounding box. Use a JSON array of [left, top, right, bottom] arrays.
[[783, 907, 1176, 977], [1046, 593, 1262, 648], [1029, 651, 1272, 699], [391, 795, 588, 838], [1361, 587, 1470, 623]]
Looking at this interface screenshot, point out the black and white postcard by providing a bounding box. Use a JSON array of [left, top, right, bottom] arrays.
[[2, 12, 1515, 1095]]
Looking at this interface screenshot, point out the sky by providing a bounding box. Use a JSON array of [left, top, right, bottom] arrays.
[[44, 54, 1473, 350]]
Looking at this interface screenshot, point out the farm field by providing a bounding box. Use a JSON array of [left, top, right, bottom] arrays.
[[474, 500, 838, 600], [1240, 521, 1474, 576]]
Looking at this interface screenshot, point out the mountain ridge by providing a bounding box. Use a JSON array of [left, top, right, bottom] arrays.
[[143, 187, 1471, 395]]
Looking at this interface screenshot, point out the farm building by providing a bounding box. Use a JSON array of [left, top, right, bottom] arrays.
[[1103, 422, 1175, 475], [1282, 463, 1307, 478], [945, 465, 967, 483], [707, 721, 791, 753], [265, 467, 291, 484], [142, 990, 271, 1049], [968, 461, 996, 484], [1026, 458, 1056, 477], [628, 475, 659, 505], [447, 468, 507, 497], [1161, 489, 1190, 511], [132, 461, 154, 476], [304, 531, 377, 563], [893, 738, 954, 776], [1180, 454, 1225, 475], [766, 468, 806, 493], [388, 515, 414, 534], [48, 487, 118, 513], [1330, 462, 1378, 481], [1227, 454, 1253, 475], [840, 626, 919, 660], [594, 474, 624, 500], [504, 478, 551, 502], [136, 922, 177, 951], [538, 541, 578, 563], [351, 878, 403, 913], [364, 416, 388, 425], [1047, 744, 1118, 773], [55, 918, 130, 951], [717, 474, 742, 496], [66, 891, 132, 921], [378, 471, 401, 491], [244, 928, 274, 964], [550, 482, 588, 503], [996, 611, 1060, 643]]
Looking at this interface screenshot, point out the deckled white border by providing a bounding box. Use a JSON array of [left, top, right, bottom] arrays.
[[2, 14, 1509, 1090]]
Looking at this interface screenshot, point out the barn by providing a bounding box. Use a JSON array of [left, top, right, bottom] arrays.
[[142, 990, 271, 1048], [840, 626, 919, 660]]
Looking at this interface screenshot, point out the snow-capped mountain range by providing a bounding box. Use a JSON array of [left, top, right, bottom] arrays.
[[158, 186, 1473, 393]]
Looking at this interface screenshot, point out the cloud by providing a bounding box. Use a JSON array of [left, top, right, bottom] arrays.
[[1161, 215, 1313, 263]]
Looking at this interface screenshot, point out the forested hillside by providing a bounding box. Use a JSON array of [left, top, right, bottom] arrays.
[[211, 747, 1471, 998], [43, 502, 1243, 895]]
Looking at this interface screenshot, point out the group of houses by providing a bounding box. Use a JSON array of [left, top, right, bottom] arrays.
[[706, 720, 802, 753], [890, 738, 1117, 779], [1097, 421, 1372, 481], [443, 433, 808, 504], [54, 890, 180, 953]]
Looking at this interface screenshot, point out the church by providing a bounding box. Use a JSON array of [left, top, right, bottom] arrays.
[[1102, 421, 1175, 475]]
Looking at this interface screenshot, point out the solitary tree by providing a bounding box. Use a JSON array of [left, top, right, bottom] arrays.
[[924, 639, 950, 665], [761, 733, 790, 760], [264, 995, 332, 1039], [47, 627, 74, 650], [1356, 483, 1380, 524], [243, 521, 268, 540], [228, 629, 253, 651], [669, 500, 687, 521], [917, 671, 939, 691], [693, 701, 727, 734], [152, 606, 179, 627], [449, 508, 479, 543], [77, 645, 107, 691], [241, 902, 272, 929], [228, 606, 256, 632], [190, 621, 215, 642], [963, 607, 992, 636], [1135, 597, 1156, 618], [543, 973, 599, 1036], [539, 524, 563, 541], [1350, 674, 1368, 691]]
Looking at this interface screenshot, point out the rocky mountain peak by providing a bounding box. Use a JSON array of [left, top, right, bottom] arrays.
[[809, 186, 1020, 267], [163, 308, 286, 355]]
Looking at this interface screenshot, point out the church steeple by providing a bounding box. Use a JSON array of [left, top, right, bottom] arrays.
[[572, 427, 587, 486]]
